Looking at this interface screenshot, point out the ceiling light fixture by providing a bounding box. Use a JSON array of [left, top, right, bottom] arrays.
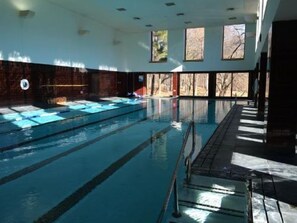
[[227, 7, 235, 11], [78, 29, 90, 36], [116, 8, 126, 11], [165, 2, 176, 6], [18, 10, 35, 18]]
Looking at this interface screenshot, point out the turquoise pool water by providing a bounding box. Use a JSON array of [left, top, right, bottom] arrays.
[[0, 98, 233, 223]]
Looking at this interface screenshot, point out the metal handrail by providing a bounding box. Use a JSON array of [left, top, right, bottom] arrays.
[[185, 121, 196, 183], [156, 121, 194, 223]]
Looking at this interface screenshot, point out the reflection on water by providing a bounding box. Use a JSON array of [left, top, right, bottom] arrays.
[[150, 131, 168, 163], [0, 98, 233, 223]]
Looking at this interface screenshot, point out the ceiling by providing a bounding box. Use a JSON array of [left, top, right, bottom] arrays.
[[274, 0, 297, 21], [44, 0, 259, 33]]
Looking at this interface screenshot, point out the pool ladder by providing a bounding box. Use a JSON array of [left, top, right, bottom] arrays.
[[156, 121, 195, 222]]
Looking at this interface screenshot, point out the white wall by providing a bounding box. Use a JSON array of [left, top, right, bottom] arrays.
[[0, 0, 256, 73], [254, 0, 280, 65], [0, 0, 124, 71], [120, 24, 256, 72]]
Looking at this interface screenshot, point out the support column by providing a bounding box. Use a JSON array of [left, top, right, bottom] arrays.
[[172, 72, 179, 97], [258, 52, 267, 120], [208, 72, 216, 99], [266, 21, 297, 154], [253, 64, 259, 108]]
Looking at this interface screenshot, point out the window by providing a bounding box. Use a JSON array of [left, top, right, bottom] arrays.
[[151, 30, 168, 62], [180, 73, 194, 96], [216, 73, 232, 96], [195, 73, 208, 96], [146, 73, 173, 96], [216, 72, 249, 97], [265, 72, 270, 98], [185, 28, 205, 61], [223, 24, 245, 59], [232, 73, 249, 97], [179, 73, 208, 96]]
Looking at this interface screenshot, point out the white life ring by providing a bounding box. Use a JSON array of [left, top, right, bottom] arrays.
[[20, 79, 30, 90]]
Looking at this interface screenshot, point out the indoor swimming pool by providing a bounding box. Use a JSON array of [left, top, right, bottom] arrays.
[[0, 98, 233, 223]]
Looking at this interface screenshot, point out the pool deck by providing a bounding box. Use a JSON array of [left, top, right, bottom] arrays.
[[191, 103, 297, 223]]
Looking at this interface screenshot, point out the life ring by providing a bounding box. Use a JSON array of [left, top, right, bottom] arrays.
[[20, 79, 30, 90]]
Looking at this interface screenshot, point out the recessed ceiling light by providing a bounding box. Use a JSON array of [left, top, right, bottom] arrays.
[[18, 10, 35, 18], [227, 7, 235, 11], [228, 17, 237, 20], [133, 17, 141, 20], [145, 24, 153, 27], [184, 21, 192, 24], [117, 8, 126, 11], [176, 13, 184, 16], [165, 2, 176, 6]]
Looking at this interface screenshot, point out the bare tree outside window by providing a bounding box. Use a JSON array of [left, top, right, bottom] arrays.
[[216, 73, 232, 96], [185, 28, 205, 60], [180, 73, 194, 96], [232, 73, 249, 97], [223, 24, 245, 59], [146, 73, 172, 96], [195, 73, 208, 96], [216, 72, 249, 97], [151, 31, 168, 62]]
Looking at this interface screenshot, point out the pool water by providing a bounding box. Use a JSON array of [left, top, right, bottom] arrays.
[[0, 98, 233, 223]]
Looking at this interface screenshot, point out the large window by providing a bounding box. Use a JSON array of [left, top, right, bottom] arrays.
[[195, 73, 208, 96], [223, 24, 245, 59], [180, 73, 194, 96], [216, 73, 232, 96], [179, 73, 209, 96], [232, 73, 249, 97], [185, 28, 205, 61], [151, 30, 168, 62], [216, 72, 249, 97], [146, 73, 173, 96]]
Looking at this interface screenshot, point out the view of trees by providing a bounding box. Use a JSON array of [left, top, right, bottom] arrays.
[[223, 24, 245, 59], [180, 73, 208, 96], [216, 73, 232, 96], [180, 74, 194, 96], [216, 73, 249, 97], [151, 30, 168, 62], [146, 73, 172, 96], [147, 25, 248, 97], [185, 28, 205, 60], [232, 73, 249, 97]]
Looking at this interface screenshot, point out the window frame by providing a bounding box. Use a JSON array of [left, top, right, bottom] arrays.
[[150, 30, 168, 63], [215, 72, 249, 97], [222, 24, 246, 61], [184, 27, 205, 62]]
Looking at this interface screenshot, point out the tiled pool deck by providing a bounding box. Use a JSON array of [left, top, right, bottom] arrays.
[[191, 104, 297, 223]]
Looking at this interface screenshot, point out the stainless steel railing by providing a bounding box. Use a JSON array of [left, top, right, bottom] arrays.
[[156, 120, 195, 222]]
